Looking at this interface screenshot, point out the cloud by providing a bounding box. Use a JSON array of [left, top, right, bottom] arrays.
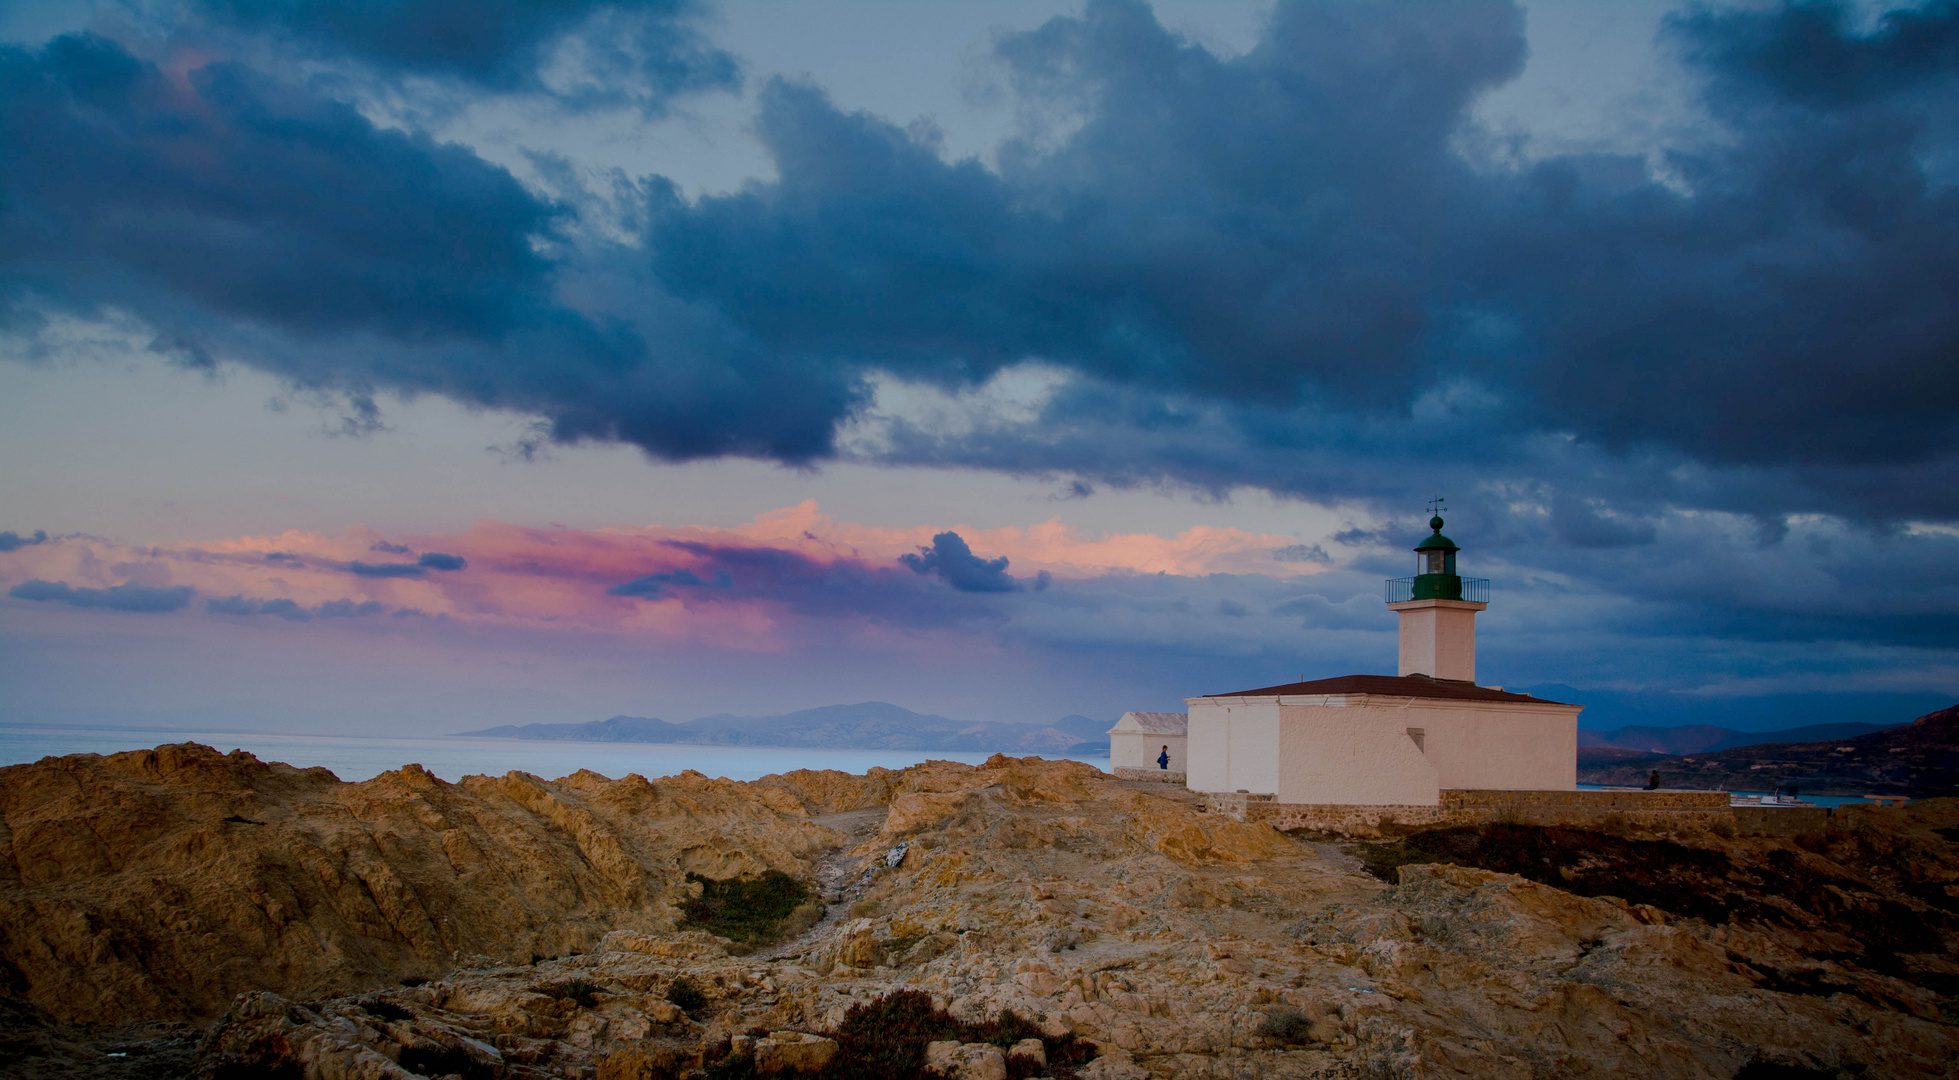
[[0, 530, 47, 552], [1550, 494, 1658, 550], [208, 594, 388, 621], [1272, 543, 1330, 564], [900, 532, 1025, 592], [347, 561, 426, 578], [8, 2, 1957, 534], [417, 552, 468, 571], [10, 579, 193, 612], [316, 598, 387, 618], [188, 0, 739, 110], [0, 31, 857, 464], [607, 567, 730, 598], [259, 599, 311, 620], [369, 541, 411, 554]]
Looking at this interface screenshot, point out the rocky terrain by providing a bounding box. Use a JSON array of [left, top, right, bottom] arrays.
[[2, 745, 1957, 1078], [1579, 703, 1959, 798]]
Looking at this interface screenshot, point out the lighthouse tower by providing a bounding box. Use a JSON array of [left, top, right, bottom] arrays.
[[1385, 511, 1489, 682]]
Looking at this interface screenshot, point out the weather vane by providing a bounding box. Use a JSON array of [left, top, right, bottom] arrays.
[[1426, 496, 1447, 518]]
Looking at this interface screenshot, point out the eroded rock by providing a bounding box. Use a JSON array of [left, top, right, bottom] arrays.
[[4, 748, 1957, 1080]]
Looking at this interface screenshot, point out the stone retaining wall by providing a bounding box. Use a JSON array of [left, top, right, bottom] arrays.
[[1113, 767, 1188, 784], [1440, 788, 1730, 810], [1202, 788, 1830, 838]]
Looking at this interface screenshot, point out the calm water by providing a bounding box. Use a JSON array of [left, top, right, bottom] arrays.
[[0, 725, 1111, 783]]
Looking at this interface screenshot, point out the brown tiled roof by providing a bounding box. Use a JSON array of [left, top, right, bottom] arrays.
[[1201, 674, 1573, 706]]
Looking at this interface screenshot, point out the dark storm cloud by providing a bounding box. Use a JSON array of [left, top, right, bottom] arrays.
[[899, 532, 1025, 593], [417, 552, 469, 571], [1, 32, 559, 338], [346, 561, 425, 578], [0, 32, 850, 464], [0, 530, 48, 552], [9, 579, 194, 612], [190, 0, 738, 108], [1671, 0, 1959, 106], [648, 0, 1959, 518], [3, 1, 1958, 620]]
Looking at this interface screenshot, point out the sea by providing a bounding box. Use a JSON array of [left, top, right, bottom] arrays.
[[0, 724, 1111, 784]]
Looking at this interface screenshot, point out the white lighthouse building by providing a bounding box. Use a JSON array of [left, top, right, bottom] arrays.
[[1184, 515, 1579, 806]]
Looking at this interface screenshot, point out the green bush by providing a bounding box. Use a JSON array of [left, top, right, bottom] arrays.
[[1256, 1007, 1313, 1043], [691, 990, 1094, 1080], [680, 870, 816, 946], [537, 978, 601, 1008], [666, 976, 707, 1014]]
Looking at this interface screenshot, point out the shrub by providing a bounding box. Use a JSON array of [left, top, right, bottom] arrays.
[[356, 996, 414, 1022], [680, 871, 816, 946], [666, 976, 707, 1015], [557, 979, 601, 1008], [1256, 1007, 1313, 1043], [821, 991, 1092, 1080], [1733, 1058, 1838, 1080]]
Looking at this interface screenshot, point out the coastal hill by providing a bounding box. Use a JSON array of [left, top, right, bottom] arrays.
[[3, 744, 1957, 1078], [459, 702, 1115, 754], [1579, 702, 1959, 797], [1579, 719, 1901, 755]]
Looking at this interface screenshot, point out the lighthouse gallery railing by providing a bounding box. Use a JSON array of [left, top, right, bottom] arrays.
[[1384, 577, 1490, 604]]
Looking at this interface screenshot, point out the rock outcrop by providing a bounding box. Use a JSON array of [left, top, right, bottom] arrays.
[[0, 743, 839, 1023], [3, 746, 1957, 1079]]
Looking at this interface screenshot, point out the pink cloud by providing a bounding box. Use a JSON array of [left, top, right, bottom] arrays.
[[0, 505, 1319, 648]]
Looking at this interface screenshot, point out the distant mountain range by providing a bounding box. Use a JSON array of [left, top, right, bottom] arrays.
[[457, 702, 1115, 754], [1578, 703, 1959, 797], [1577, 720, 1903, 755]]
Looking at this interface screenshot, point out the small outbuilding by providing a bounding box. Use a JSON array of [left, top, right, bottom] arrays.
[[1108, 711, 1187, 780]]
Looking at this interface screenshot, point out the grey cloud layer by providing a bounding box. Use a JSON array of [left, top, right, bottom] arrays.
[[5, 2, 1954, 504]]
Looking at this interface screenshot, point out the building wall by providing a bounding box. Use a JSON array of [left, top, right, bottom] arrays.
[[1229, 706, 1281, 795], [1111, 732, 1185, 772], [1187, 695, 1579, 804], [1390, 600, 1481, 681], [1275, 703, 1440, 804], [1420, 701, 1578, 791], [1187, 703, 1231, 794], [1187, 702, 1280, 795]]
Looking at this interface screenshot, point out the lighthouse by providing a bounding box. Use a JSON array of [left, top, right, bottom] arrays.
[[1384, 513, 1489, 683], [1182, 506, 1578, 805]]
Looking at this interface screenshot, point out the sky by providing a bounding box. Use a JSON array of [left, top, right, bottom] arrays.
[[2, 0, 1956, 737]]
